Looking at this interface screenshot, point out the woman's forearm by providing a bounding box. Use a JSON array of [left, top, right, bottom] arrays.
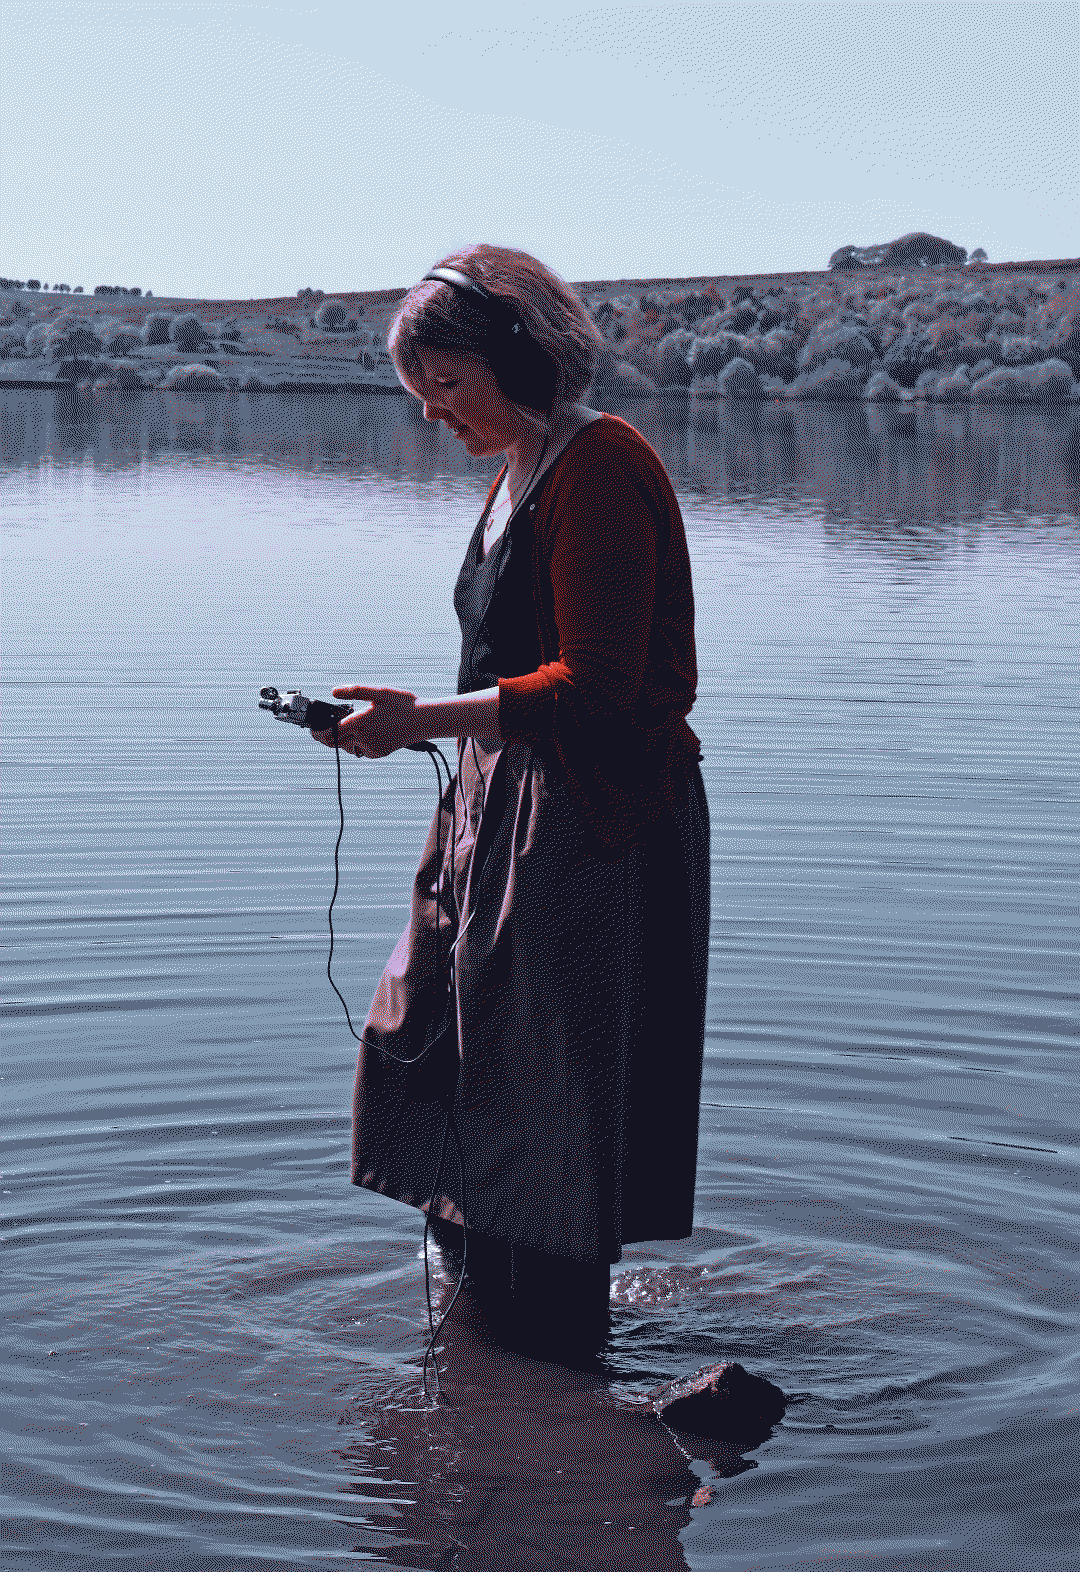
[[413, 686, 502, 744]]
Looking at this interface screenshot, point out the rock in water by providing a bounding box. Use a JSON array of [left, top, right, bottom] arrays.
[[650, 1362, 785, 1442]]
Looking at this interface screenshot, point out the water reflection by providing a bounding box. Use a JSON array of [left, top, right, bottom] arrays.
[[3, 389, 1077, 539], [336, 1269, 775, 1571]]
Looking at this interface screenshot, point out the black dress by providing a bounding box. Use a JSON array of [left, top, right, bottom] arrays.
[[351, 462, 710, 1271]]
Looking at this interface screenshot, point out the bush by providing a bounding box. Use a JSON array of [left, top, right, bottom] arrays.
[[971, 367, 1034, 401], [1028, 359, 1075, 401], [169, 313, 211, 351], [162, 363, 225, 390], [882, 233, 967, 269], [27, 280, 41, 290], [142, 313, 173, 345], [863, 370, 906, 401], [315, 299, 350, 331], [690, 332, 738, 380], [799, 323, 875, 375], [105, 328, 141, 356], [654, 328, 695, 387], [718, 357, 763, 399], [793, 358, 865, 399], [935, 366, 973, 401]]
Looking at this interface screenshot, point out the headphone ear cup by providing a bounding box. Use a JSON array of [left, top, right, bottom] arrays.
[[483, 307, 558, 410]]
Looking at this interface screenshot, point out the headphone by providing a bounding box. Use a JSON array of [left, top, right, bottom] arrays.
[[421, 267, 559, 412]]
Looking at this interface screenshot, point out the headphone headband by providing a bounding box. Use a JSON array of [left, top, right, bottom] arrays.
[[416, 266, 557, 410], [422, 267, 490, 299]]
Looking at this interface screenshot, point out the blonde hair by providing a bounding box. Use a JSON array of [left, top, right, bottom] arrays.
[[388, 243, 604, 411]]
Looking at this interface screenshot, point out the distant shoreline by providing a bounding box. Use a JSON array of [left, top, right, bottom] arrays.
[[3, 255, 1079, 402]]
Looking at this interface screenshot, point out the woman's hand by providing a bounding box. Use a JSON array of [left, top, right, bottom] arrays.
[[311, 685, 422, 758]]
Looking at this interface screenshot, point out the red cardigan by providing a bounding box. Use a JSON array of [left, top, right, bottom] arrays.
[[495, 413, 700, 856]]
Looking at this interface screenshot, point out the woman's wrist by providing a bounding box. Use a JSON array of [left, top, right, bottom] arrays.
[[413, 687, 502, 744]]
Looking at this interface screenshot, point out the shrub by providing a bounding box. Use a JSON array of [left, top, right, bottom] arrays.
[[935, 366, 973, 400], [798, 324, 875, 375], [654, 328, 695, 387], [971, 367, 1034, 401], [168, 313, 211, 351], [51, 322, 104, 359], [863, 370, 906, 401], [794, 358, 865, 399], [315, 299, 350, 331], [27, 280, 41, 290], [142, 313, 173, 345], [105, 328, 141, 356], [1028, 359, 1075, 401], [162, 363, 225, 390], [718, 358, 764, 399]]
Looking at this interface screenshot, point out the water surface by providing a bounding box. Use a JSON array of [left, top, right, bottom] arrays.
[[2, 388, 1078, 1570]]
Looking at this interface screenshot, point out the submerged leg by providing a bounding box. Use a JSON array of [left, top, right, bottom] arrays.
[[429, 1219, 610, 1362]]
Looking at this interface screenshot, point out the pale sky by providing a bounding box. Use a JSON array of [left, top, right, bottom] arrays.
[[1, 0, 1076, 299]]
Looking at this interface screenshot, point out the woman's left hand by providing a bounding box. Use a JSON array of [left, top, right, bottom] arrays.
[[311, 685, 422, 758]]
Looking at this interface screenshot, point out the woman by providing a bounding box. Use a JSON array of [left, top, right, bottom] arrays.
[[317, 245, 709, 1355]]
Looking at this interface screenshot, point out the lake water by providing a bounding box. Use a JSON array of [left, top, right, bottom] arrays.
[[2, 387, 1078, 1571]]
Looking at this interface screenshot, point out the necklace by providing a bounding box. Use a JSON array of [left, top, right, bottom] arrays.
[[483, 428, 550, 558]]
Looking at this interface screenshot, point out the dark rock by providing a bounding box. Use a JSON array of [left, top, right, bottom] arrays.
[[651, 1362, 785, 1443]]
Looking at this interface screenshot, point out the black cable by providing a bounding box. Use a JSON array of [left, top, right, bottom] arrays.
[[327, 719, 469, 1401], [327, 719, 454, 1068]]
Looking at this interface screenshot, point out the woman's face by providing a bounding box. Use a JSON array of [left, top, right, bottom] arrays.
[[407, 347, 527, 458]]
